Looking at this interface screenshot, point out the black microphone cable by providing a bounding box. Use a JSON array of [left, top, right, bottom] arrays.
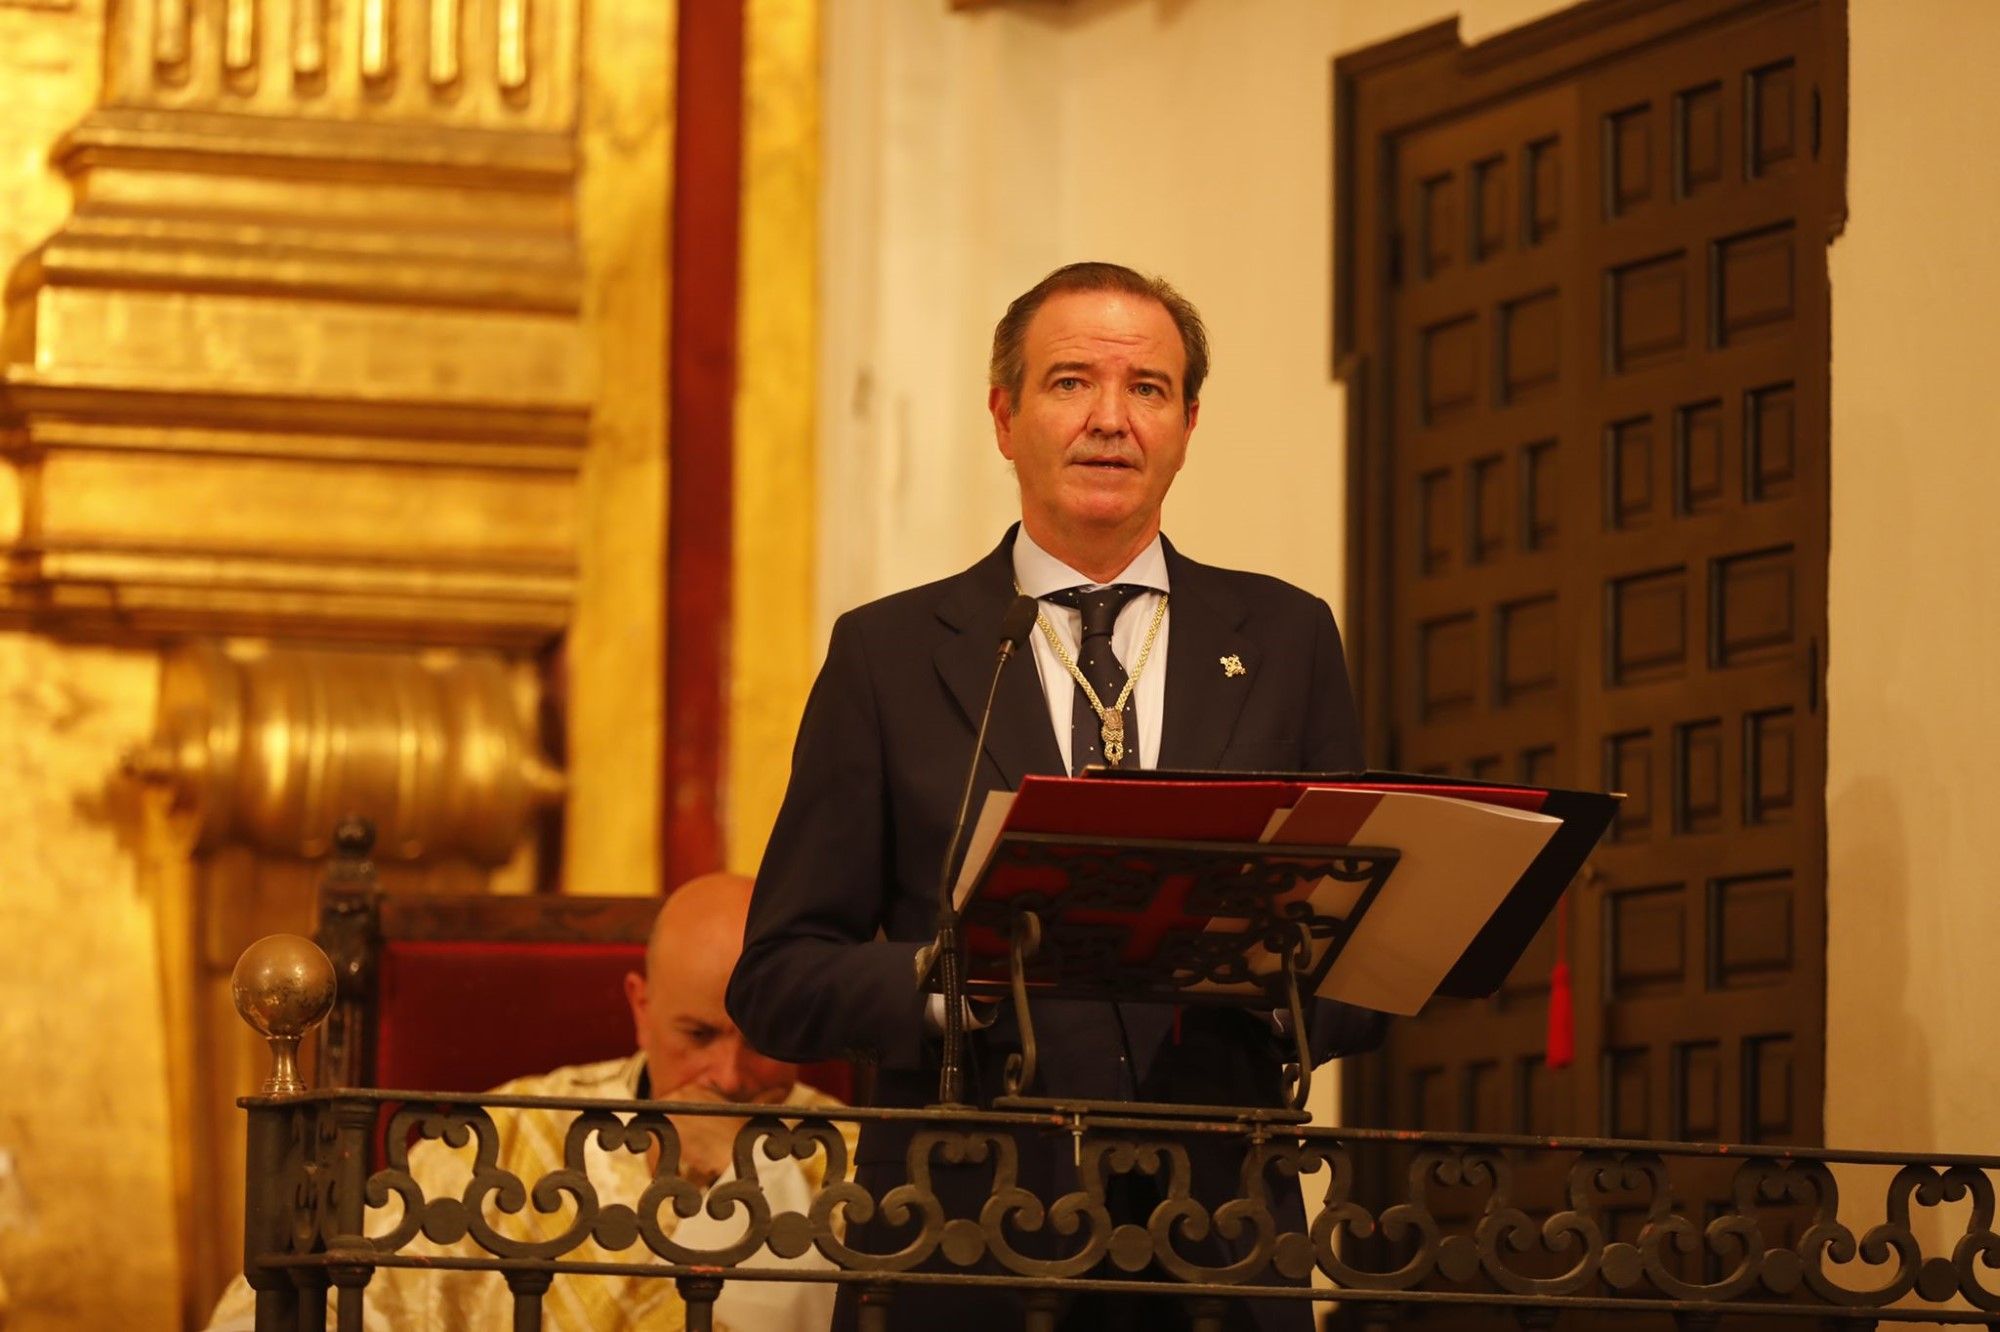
[[933, 593, 1040, 1106]]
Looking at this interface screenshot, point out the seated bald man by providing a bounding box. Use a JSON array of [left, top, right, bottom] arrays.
[[207, 873, 849, 1332]]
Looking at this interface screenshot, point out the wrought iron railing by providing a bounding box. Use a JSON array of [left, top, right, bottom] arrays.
[[237, 1086, 2000, 1330], [228, 933, 1997, 1330]]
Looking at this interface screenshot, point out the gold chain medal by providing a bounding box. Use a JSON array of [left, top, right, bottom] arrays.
[[1028, 589, 1169, 769], [1100, 710, 1126, 764]]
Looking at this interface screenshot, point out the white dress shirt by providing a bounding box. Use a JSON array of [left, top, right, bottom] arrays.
[[925, 530, 1176, 1036], [1010, 528, 1171, 773]]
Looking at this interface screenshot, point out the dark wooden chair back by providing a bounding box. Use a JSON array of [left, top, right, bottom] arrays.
[[313, 822, 854, 1103]]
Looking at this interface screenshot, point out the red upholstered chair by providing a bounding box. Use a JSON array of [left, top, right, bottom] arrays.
[[313, 823, 855, 1107]]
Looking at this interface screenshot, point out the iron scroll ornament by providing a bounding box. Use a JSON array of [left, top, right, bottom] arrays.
[[954, 833, 1399, 1005], [244, 1089, 2000, 1328]]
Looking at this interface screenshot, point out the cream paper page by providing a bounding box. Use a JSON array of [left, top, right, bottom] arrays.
[[1271, 790, 1560, 1016], [950, 790, 1018, 910]]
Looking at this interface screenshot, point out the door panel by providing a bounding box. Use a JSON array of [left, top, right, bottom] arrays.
[[1336, 1, 1840, 1289]]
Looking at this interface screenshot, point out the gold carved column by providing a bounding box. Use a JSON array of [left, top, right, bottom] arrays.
[[3, 0, 589, 643], [125, 641, 561, 1324], [728, 0, 822, 874], [0, 0, 659, 1325]]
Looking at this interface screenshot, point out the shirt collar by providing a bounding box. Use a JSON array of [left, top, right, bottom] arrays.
[[1011, 526, 1170, 598]]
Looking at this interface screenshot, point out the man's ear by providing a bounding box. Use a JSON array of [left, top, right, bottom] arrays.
[[989, 385, 1016, 461], [622, 971, 647, 1044], [1184, 396, 1201, 437]]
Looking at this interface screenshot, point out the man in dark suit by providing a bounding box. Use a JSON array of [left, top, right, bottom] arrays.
[[727, 262, 1382, 1331]]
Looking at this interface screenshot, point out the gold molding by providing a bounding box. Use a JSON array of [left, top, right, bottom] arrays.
[[560, 0, 675, 899], [0, 375, 585, 646], [1, 94, 590, 648], [126, 640, 560, 863], [106, 0, 580, 131], [727, 0, 821, 875], [0, 1, 679, 1326], [125, 638, 556, 1319]]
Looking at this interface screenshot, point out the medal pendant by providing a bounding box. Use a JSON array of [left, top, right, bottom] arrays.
[[1100, 712, 1125, 765]]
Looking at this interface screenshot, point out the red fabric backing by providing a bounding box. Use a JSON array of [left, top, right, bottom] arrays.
[[664, 0, 746, 884], [376, 940, 643, 1093], [372, 939, 851, 1101]]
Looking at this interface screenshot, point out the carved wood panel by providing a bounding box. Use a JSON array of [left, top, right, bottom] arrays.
[[1337, 0, 1841, 1247], [1386, 76, 1588, 1149]]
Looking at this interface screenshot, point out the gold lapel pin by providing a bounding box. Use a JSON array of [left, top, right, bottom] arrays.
[[1220, 654, 1246, 678]]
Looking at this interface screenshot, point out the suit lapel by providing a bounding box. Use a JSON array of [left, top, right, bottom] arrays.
[[934, 531, 1064, 788], [1158, 538, 1257, 770]]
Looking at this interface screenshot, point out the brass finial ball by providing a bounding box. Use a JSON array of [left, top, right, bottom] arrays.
[[231, 934, 336, 1094]]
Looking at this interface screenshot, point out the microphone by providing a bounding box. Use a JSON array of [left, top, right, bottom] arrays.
[[938, 593, 1037, 906], [999, 592, 1042, 650], [931, 593, 1038, 1105]]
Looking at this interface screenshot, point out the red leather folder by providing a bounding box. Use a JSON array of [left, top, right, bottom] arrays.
[[948, 770, 1616, 1010]]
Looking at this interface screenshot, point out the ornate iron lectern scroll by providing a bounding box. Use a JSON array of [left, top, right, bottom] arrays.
[[925, 829, 1399, 1112]]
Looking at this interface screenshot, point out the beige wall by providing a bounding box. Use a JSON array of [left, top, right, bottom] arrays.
[[1824, 1, 2000, 1157], [820, 0, 2000, 1151], [816, 0, 1580, 642]]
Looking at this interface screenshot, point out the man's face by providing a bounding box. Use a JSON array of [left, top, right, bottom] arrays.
[[624, 950, 794, 1106], [991, 288, 1198, 547]]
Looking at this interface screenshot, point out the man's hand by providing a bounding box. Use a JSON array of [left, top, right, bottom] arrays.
[[669, 1108, 744, 1188], [656, 1085, 792, 1188], [922, 993, 1000, 1034]]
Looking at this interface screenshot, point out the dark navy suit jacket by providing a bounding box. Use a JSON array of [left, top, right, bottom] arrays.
[[726, 528, 1384, 1331]]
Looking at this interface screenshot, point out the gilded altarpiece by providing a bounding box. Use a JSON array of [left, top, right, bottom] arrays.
[[0, 0, 656, 1326]]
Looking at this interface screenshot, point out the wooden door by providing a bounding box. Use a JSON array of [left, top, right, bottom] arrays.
[[1337, 0, 1843, 1172]]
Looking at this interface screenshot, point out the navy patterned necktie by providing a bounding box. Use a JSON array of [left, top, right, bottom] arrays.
[[1042, 584, 1147, 776]]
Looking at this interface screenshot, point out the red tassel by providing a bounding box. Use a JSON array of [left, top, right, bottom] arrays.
[[1545, 893, 1574, 1070]]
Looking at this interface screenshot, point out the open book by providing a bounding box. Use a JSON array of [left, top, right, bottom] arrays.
[[946, 771, 1617, 1017]]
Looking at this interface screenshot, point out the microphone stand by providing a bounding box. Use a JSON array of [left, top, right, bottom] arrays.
[[932, 595, 1036, 1106]]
